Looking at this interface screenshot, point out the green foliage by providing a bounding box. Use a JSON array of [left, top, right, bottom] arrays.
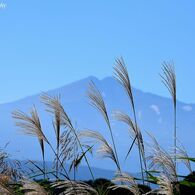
[[9, 183, 23, 195], [85, 178, 151, 195]]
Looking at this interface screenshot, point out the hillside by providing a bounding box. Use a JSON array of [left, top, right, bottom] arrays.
[[0, 76, 195, 173]]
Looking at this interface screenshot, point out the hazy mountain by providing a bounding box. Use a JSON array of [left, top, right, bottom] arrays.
[[1, 76, 195, 173]]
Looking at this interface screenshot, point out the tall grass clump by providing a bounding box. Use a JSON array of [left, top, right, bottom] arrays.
[[13, 93, 95, 181], [12, 106, 72, 180], [45, 93, 95, 180]]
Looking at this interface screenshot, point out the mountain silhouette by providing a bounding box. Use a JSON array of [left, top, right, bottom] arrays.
[[0, 76, 194, 173]]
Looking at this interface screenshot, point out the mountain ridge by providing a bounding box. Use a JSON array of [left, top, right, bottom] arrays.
[[0, 75, 195, 173], [1, 75, 193, 106]]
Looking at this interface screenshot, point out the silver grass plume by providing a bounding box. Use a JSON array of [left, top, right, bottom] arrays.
[[176, 142, 192, 173], [41, 93, 61, 145], [114, 57, 146, 183], [114, 111, 145, 156], [160, 62, 177, 168], [147, 134, 177, 183], [111, 172, 140, 195], [12, 107, 47, 179], [114, 58, 135, 112], [60, 129, 78, 163], [41, 93, 62, 178], [147, 134, 180, 195], [157, 174, 174, 195], [13, 107, 48, 143], [79, 130, 120, 170], [87, 82, 121, 172]]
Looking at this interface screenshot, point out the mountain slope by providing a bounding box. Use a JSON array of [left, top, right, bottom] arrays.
[[0, 76, 195, 173]]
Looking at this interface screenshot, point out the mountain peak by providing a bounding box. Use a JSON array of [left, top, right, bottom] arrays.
[[1, 75, 195, 173]]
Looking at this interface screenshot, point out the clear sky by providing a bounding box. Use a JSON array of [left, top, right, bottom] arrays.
[[0, 0, 195, 104]]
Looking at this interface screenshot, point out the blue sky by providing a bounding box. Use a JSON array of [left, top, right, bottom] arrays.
[[0, 0, 195, 104]]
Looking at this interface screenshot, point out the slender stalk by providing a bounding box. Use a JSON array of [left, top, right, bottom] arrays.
[[133, 110, 145, 185], [56, 147, 59, 178], [125, 136, 136, 160], [107, 123, 121, 172], [47, 141, 70, 180], [87, 82, 121, 173], [73, 144, 76, 180], [38, 139, 46, 179], [41, 94, 61, 178], [174, 104, 177, 169], [160, 62, 177, 168], [55, 120, 60, 179], [79, 130, 120, 175], [114, 57, 147, 184], [71, 128, 95, 181], [43, 155, 46, 179], [48, 142, 79, 195], [41, 132, 81, 195], [41, 93, 95, 181]]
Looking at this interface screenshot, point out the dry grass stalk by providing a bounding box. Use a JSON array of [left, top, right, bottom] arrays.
[[87, 82, 121, 172], [12, 107, 48, 143], [147, 134, 177, 183], [114, 57, 146, 184], [147, 134, 180, 195], [60, 129, 78, 163], [12, 107, 46, 178], [111, 172, 140, 195], [114, 111, 145, 155], [157, 174, 174, 195], [88, 81, 110, 129], [41, 93, 61, 145], [160, 62, 176, 108], [79, 130, 120, 170], [41, 93, 62, 177], [176, 143, 192, 173], [160, 62, 177, 168], [114, 58, 135, 112]]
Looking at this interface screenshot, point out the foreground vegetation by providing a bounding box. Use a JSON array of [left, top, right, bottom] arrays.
[[1, 58, 195, 194]]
